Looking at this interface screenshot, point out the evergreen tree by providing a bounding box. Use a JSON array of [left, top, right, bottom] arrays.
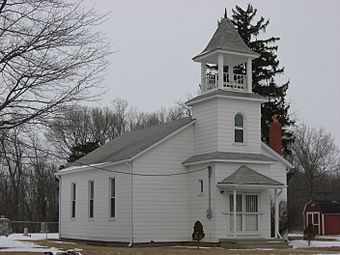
[[192, 220, 205, 249], [229, 5, 294, 156], [67, 141, 100, 163]]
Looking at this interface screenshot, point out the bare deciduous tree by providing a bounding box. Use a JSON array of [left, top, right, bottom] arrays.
[[292, 124, 340, 200], [0, 0, 111, 130]]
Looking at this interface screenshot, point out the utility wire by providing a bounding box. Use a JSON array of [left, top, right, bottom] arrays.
[[1, 134, 209, 177]]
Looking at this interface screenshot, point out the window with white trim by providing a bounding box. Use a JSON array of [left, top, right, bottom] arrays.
[[71, 183, 76, 218], [89, 181, 94, 218], [110, 178, 115, 218], [229, 193, 259, 233], [198, 179, 204, 194], [234, 113, 244, 143]]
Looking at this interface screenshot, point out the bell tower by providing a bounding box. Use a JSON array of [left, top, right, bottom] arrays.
[[187, 14, 266, 155], [192, 17, 259, 93]]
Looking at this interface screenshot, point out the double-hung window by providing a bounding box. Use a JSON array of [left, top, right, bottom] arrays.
[[89, 181, 94, 218], [71, 183, 76, 218], [234, 113, 244, 143], [229, 193, 259, 233], [110, 178, 115, 218]]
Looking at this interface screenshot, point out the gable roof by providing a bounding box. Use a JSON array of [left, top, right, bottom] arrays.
[[182, 151, 275, 166], [218, 165, 283, 186], [316, 201, 340, 214], [67, 117, 194, 167], [186, 89, 267, 106], [193, 18, 258, 60]]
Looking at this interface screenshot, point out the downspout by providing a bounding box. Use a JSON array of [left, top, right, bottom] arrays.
[[206, 166, 212, 219], [128, 160, 134, 247]]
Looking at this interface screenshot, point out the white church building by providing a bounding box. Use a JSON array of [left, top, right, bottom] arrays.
[[56, 17, 293, 247]]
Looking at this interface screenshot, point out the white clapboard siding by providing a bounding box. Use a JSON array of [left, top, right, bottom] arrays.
[[132, 125, 194, 243], [187, 164, 217, 242], [191, 97, 262, 155], [192, 99, 218, 154], [59, 163, 131, 242], [216, 98, 262, 153]]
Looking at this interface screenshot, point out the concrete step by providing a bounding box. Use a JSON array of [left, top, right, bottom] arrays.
[[219, 238, 290, 249]]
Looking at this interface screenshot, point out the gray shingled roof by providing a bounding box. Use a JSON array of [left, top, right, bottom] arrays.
[[193, 18, 257, 60], [69, 117, 194, 167], [315, 201, 340, 214], [182, 151, 275, 165], [186, 89, 267, 105], [218, 166, 283, 186]]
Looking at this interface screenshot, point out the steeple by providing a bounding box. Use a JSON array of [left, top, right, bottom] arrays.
[[193, 16, 260, 93]]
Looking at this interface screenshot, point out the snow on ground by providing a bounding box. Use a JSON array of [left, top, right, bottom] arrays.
[[0, 233, 62, 254], [288, 232, 340, 249]]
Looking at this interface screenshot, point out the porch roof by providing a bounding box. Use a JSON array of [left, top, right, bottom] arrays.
[[217, 165, 283, 188]]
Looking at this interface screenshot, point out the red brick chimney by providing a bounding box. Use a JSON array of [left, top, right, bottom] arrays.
[[269, 114, 282, 155]]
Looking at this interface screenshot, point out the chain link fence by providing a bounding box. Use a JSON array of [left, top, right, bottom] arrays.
[[8, 221, 59, 238]]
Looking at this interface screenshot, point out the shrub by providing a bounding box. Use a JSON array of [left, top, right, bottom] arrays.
[[192, 221, 205, 249]]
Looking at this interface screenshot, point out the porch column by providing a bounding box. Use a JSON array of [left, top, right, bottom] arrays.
[[274, 189, 279, 238], [247, 58, 252, 92], [218, 54, 224, 88], [233, 189, 237, 238], [201, 62, 206, 91]]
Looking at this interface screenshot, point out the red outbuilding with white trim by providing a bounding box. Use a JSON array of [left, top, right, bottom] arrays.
[[303, 200, 340, 235]]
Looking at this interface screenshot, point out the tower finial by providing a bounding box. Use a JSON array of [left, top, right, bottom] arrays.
[[224, 7, 227, 18]]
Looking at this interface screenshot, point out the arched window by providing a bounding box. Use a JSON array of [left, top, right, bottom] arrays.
[[234, 113, 244, 143]]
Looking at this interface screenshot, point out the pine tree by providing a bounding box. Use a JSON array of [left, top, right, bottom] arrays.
[[192, 220, 205, 249], [229, 5, 295, 156], [67, 141, 100, 163]]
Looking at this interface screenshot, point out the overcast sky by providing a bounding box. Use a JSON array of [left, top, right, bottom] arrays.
[[84, 0, 340, 147]]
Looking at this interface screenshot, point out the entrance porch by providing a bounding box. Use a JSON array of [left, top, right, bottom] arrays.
[[217, 165, 285, 239]]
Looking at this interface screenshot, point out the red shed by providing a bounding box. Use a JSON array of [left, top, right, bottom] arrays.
[[303, 200, 340, 235]]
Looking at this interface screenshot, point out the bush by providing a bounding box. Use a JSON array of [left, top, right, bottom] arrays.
[[303, 224, 317, 246], [192, 221, 205, 249]]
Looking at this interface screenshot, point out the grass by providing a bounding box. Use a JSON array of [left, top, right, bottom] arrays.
[[1, 238, 340, 255], [1, 240, 340, 255]]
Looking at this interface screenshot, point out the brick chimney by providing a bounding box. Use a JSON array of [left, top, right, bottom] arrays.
[[269, 114, 282, 155]]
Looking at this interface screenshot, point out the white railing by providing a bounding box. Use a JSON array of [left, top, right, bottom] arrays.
[[203, 72, 247, 92]]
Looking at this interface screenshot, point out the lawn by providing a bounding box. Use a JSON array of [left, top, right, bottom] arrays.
[[2, 239, 340, 255]]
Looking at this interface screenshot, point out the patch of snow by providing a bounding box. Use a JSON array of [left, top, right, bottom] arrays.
[[0, 233, 62, 254], [10, 233, 59, 241], [171, 246, 221, 249], [290, 239, 340, 249]]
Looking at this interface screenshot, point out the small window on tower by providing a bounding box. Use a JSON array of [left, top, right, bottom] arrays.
[[234, 113, 244, 143]]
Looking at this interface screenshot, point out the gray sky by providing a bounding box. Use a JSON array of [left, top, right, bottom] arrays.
[[85, 0, 340, 147]]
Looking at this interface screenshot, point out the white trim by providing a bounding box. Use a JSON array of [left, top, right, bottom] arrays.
[[193, 49, 260, 62], [322, 214, 325, 235], [261, 143, 294, 168], [306, 211, 321, 235], [217, 183, 285, 190], [56, 161, 126, 176], [187, 94, 267, 106], [130, 120, 196, 160], [183, 159, 275, 167]]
